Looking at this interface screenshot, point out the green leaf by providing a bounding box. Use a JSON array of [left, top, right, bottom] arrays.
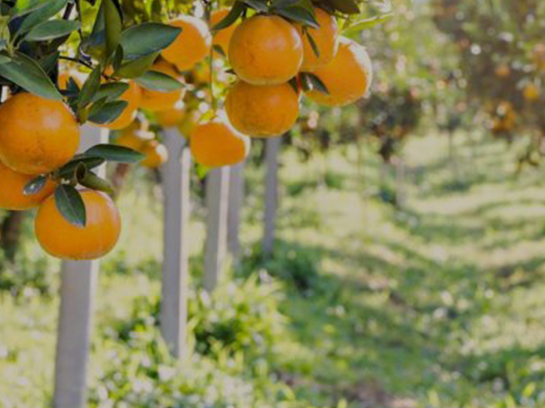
[[306, 31, 320, 58], [16, 0, 69, 35], [212, 2, 245, 31], [9, 0, 53, 18], [57, 157, 106, 178], [103, 0, 122, 59], [134, 70, 183, 92], [24, 175, 47, 196], [120, 23, 181, 61], [78, 65, 102, 109], [328, 0, 360, 14], [343, 13, 393, 33], [38, 52, 59, 73], [302, 72, 329, 94], [78, 171, 114, 194], [276, 6, 319, 28], [88, 100, 128, 124], [0, 52, 62, 100], [55, 185, 86, 228], [239, 0, 268, 12], [93, 82, 129, 102], [114, 52, 158, 79], [84, 144, 144, 163], [212, 44, 226, 57], [25, 19, 80, 41]]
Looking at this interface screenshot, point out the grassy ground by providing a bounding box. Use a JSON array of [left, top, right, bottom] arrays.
[[2, 130, 545, 408]]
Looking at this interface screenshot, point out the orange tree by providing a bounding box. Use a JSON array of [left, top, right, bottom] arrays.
[[0, 0, 184, 260], [433, 0, 545, 166]]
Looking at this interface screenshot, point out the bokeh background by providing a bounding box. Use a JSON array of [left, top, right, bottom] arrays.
[[3, 0, 545, 407]]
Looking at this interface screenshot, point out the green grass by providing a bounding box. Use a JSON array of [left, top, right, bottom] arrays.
[[2, 130, 545, 407]]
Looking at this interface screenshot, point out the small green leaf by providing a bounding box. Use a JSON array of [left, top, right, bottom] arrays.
[[24, 175, 47, 196], [57, 157, 105, 179], [103, 0, 122, 59], [239, 0, 268, 12], [55, 185, 86, 228], [0, 52, 62, 100], [343, 13, 393, 33], [135, 70, 183, 92], [212, 44, 226, 57], [78, 65, 102, 109], [25, 20, 80, 42], [84, 144, 145, 163], [78, 171, 114, 194], [88, 100, 128, 124], [114, 52, 158, 79], [16, 0, 68, 34], [92, 82, 129, 102], [306, 31, 320, 58], [120, 23, 181, 61], [212, 2, 245, 31], [302, 72, 329, 94], [276, 6, 319, 28]]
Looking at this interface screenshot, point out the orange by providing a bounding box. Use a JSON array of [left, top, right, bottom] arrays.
[[162, 16, 212, 71], [495, 64, 511, 78], [0, 93, 80, 175], [296, 7, 339, 72], [229, 15, 303, 85], [307, 37, 373, 107], [225, 80, 299, 137], [98, 81, 141, 130], [116, 131, 144, 151], [139, 60, 185, 112], [179, 109, 202, 137], [0, 161, 56, 210], [190, 118, 250, 167], [524, 84, 540, 101], [35, 190, 121, 260], [156, 105, 185, 127], [140, 141, 168, 168], [210, 9, 239, 56]]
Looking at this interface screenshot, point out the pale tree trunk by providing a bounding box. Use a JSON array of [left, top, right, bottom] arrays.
[[204, 167, 230, 292], [263, 138, 281, 256], [53, 125, 108, 408], [227, 162, 245, 266], [159, 127, 191, 359]]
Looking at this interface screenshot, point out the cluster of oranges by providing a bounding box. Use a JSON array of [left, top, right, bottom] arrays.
[[111, 7, 373, 168], [0, 93, 122, 260], [0, 7, 374, 262]]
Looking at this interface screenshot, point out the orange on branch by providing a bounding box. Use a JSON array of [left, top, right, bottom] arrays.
[[296, 7, 339, 72], [210, 9, 239, 56], [35, 190, 121, 260], [225, 80, 300, 137], [307, 37, 373, 107], [162, 16, 212, 71], [156, 104, 185, 127], [140, 140, 168, 168], [190, 118, 250, 167], [116, 130, 144, 151], [229, 15, 303, 85], [0, 161, 56, 210], [99, 81, 142, 130], [0, 93, 80, 175], [139, 60, 185, 112]]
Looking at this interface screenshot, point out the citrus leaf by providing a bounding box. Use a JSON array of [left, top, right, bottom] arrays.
[[55, 185, 86, 228], [276, 6, 319, 28], [24, 175, 47, 196], [88, 100, 128, 124], [9, 0, 53, 18], [343, 13, 393, 33], [134, 70, 183, 92], [25, 19, 80, 41], [239, 0, 268, 12], [119, 23, 181, 61], [78, 171, 114, 194], [114, 52, 158, 79], [16, 0, 69, 34], [0, 52, 62, 100], [84, 144, 144, 163], [92, 82, 129, 102], [57, 157, 106, 178], [302, 72, 329, 94], [78, 65, 102, 109], [212, 2, 245, 31], [103, 0, 122, 59]]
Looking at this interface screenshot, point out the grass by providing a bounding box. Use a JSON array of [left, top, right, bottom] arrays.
[[2, 129, 545, 407]]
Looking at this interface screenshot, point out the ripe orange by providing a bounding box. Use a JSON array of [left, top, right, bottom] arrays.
[[210, 9, 239, 56], [156, 105, 185, 127], [225, 80, 300, 137], [35, 190, 121, 260], [495, 64, 511, 78], [229, 15, 303, 85], [98, 81, 141, 130], [524, 83, 540, 101], [190, 118, 250, 167], [140, 140, 168, 168], [296, 7, 339, 72], [139, 60, 185, 112], [307, 37, 373, 107], [162, 16, 212, 71], [0, 161, 56, 210], [116, 130, 144, 151], [0, 93, 80, 175]]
